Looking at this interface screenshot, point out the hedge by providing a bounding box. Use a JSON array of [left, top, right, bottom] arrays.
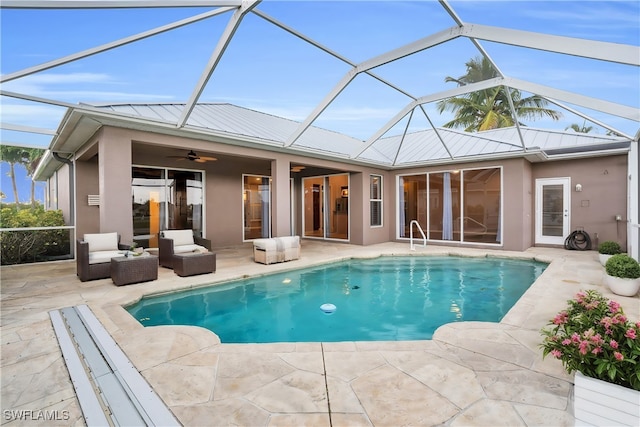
[[0, 205, 71, 265]]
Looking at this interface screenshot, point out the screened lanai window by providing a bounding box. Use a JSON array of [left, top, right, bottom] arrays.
[[398, 167, 501, 244], [462, 168, 501, 243]]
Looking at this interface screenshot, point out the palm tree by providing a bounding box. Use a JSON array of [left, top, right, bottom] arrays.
[[437, 56, 562, 132], [21, 148, 44, 207], [566, 121, 594, 134], [0, 145, 29, 204]]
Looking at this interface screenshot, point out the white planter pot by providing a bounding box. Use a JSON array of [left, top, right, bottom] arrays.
[[598, 253, 613, 266], [574, 371, 640, 427], [604, 274, 640, 297]]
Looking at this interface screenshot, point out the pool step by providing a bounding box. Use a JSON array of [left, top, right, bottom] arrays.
[[49, 305, 180, 426]]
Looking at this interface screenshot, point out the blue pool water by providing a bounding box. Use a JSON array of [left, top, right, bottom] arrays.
[[126, 256, 547, 343]]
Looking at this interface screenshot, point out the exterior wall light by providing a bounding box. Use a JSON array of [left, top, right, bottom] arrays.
[[575, 184, 582, 192]]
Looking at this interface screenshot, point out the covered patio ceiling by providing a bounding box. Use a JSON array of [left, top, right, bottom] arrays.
[[1, 0, 639, 168]]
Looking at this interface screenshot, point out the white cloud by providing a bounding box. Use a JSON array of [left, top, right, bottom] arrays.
[[2, 72, 176, 103], [0, 103, 66, 130], [1, 72, 177, 131], [14, 72, 113, 85]]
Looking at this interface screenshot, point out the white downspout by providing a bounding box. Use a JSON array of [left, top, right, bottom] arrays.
[[628, 133, 639, 261]]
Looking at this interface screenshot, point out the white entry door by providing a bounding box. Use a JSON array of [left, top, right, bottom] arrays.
[[535, 178, 570, 245]]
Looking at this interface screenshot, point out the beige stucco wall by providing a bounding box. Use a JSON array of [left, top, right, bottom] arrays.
[[532, 154, 628, 250], [75, 158, 99, 240], [65, 125, 628, 252]]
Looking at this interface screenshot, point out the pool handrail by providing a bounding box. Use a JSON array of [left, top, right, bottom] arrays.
[[410, 220, 427, 251]]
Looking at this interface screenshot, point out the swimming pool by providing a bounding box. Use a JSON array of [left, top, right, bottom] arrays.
[[127, 256, 547, 343]]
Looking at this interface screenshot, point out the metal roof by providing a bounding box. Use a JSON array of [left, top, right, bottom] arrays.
[[87, 102, 630, 169], [96, 102, 366, 157]]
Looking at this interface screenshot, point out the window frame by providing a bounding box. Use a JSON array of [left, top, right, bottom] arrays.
[[370, 174, 383, 227]]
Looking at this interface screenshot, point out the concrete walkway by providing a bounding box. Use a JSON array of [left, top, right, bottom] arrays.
[[1, 242, 638, 426]]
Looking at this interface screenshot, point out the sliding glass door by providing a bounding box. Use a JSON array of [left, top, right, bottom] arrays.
[[398, 167, 501, 244], [132, 166, 203, 248], [303, 174, 349, 240], [243, 175, 271, 240]]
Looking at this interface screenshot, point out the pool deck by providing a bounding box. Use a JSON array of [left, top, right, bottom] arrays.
[[1, 241, 638, 426]]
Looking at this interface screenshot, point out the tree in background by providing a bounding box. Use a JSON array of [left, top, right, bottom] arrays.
[[22, 148, 45, 207], [0, 145, 44, 206], [0, 145, 29, 204], [437, 56, 562, 132], [566, 121, 594, 134]]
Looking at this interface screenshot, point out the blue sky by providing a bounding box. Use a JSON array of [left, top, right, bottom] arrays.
[[0, 0, 639, 148]]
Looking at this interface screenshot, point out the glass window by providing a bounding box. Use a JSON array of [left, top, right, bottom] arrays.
[[399, 174, 427, 238], [327, 174, 348, 240], [132, 167, 204, 248], [243, 175, 271, 240], [462, 168, 501, 243], [132, 167, 166, 248], [429, 171, 461, 241], [399, 168, 501, 244], [303, 174, 349, 240], [167, 170, 203, 234], [370, 175, 383, 227]]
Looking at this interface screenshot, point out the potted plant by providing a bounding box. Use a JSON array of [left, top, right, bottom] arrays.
[[604, 254, 640, 297], [541, 290, 640, 426], [598, 240, 622, 266]]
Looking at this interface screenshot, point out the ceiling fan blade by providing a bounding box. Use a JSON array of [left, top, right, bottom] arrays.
[[198, 156, 217, 161]]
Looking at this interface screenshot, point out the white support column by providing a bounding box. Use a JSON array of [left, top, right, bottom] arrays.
[[178, 0, 260, 127], [270, 158, 291, 237], [629, 137, 639, 260], [351, 77, 505, 159], [285, 69, 357, 147], [460, 24, 640, 66], [0, 8, 233, 84]]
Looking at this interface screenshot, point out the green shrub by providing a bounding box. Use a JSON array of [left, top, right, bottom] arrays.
[[0, 206, 70, 265], [605, 254, 640, 279], [598, 240, 622, 255]]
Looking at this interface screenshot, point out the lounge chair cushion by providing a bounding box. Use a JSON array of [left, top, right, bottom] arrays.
[[253, 239, 277, 251], [172, 244, 209, 254], [88, 250, 123, 265], [161, 230, 194, 247], [84, 232, 119, 253]]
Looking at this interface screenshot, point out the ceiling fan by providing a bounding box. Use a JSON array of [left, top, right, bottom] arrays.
[[167, 150, 217, 163]]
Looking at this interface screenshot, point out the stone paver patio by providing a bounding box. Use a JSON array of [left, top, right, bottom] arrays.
[[1, 241, 638, 426]]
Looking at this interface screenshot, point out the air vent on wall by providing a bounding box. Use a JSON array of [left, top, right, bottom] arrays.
[[88, 195, 100, 206]]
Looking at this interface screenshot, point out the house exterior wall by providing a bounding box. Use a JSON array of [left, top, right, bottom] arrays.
[[64, 125, 629, 253], [75, 158, 99, 240], [531, 154, 628, 250], [48, 163, 72, 224], [502, 158, 533, 251], [98, 128, 134, 243]]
